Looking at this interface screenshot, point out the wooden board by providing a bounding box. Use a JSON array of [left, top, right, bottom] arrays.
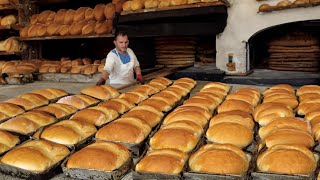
[[269, 46, 320, 50], [156, 54, 195, 58], [121, 1, 229, 15], [19, 34, 114, 41], [268, 49, 320, 53], [268, 58, 320, 62], [269, 66, 320, 72]]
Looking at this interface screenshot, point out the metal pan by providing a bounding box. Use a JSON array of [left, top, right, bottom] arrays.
[[0, 131, 28, 157], [62, 155, 133, 180], [183, 153, 252, 180], [205, 136, 257, 153], [0, 140, 72, 180]]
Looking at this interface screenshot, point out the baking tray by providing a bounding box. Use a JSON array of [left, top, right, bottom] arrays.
[[251, 146, 319, 180], [0, 140, 72, 180], [32, 125, 95, 151], [62, 154, 133, 180], [0, 131, 28, 158], [183, 153, 252, 180], [5, 74, 34, 85]]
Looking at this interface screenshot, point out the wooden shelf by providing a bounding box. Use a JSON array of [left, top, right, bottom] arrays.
[[0, 24, 22, 31], [0, 3, 17, 10], [0, 51, 22, 55], [19, 33, 114, 41]]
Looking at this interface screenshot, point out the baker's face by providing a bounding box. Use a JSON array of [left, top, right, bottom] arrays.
[[114, 35, 129, 53]]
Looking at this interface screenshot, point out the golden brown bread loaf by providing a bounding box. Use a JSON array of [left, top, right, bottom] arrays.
[[47, 23, 61, 36], [73, 7, 88, 22], [54, 9, 67, 24], [0, 130, 19, 154], [174, 77, 196, 86], [296, 85, 320, 96], [136, 149, 187, 174], [6, 97, 37, 110], [82, 64, 98, 75], [131, 0, 144, 10], [263, 128, 314, 148], [299, 97, 320, 106], [257, 145, 316, 175], [139, 98, 172, 112], [39, 119, 97, 146], [96, 117, 151, 143], [268, 84, 295, 94], [80, 85, 119, 100], [37, 103, 77, 118], [64, 9, 75, 25], [183, 97, 218, 113], [112, 98, 136, 109], [98, 99, 128, 114], [150, 128, 199, 153], [122, 108, 161, 128], [276, 0, 293, 8], [194, 92, 223, 105], [200, 87, 228, 99], [94, 20, 112, 35], [253, 102, 294, 126], [305, 110, 320, 121], [69, 20, 87, 35], [201, 81, 229, 91], [82, 21, 95, 35], [32, 88, 68, 100], [122, 1, 133, 11], [174, 105, 211, 120], [119, 91, 148, 104], [18, 93, 49, 107], [147, 81, 167, 90], [104, 3, 116, 20], [189, 144, 248, 175], [94, 4, 106, 21], [259, 117, 311, 140], [66, 141, 130, 171], [84, 7, 94, 21], [161, 89, 181, 100], [1, 140, 70, 172], [259, 4, 275, 12], [236, 87, 261, 97], [0, 112, 8, 122], [58, 24, 70, 36], [27, 24, 40, 37], [162, 120, 203, 137], [297, 103, 320, 116], [30, 14, 38, 25], [263, 94, 298, 109], [144, 0, 160, 8], [206, 122, 253, 148], [209, 114, 254, 130], [74, 94, 99, 105], [1, 15, 17, 26], [20, 26, 30, 38], [57, 95, 88, 109], [163, 109, 208, 127], [150, 77, 172, 86], [173, 82, 194, 91], [70, 106, 118, 126], [226, 93, 259, 107], [149, 92, 178, 106], [217, 99, 254, 114], [37, 10, 54, 24], [0, 102, 25, 117], [132, 85, 159, 96]]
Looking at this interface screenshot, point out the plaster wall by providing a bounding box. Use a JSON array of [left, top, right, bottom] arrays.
[[216, 0, 320, 73]]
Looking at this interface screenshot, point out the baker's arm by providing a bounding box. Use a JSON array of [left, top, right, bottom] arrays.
[[96, 70, 110, 85], [135, 66, 144, 84]]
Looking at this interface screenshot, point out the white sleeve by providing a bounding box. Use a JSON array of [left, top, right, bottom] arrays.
[[128, 48, 140, 67], [103, 52, 116, 74]]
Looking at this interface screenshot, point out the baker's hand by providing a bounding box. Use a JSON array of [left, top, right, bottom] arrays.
[[136, 74, 144, 85], [96, 78, 106, 86]]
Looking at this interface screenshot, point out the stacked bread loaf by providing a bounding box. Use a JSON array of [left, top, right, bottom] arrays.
[[259, 0, 319, 12], [6, 93, 49, 110], [136, 81, 230, 175], [56, 94, 100, 109], [0, 37, 22, 53], [0, 15, 17, 26], [122, 0, 220, 12], [0, 102, 25, 122], [0, 130, 19, 154], [39, 57, 104, 75], [20, 3, 115, 38]]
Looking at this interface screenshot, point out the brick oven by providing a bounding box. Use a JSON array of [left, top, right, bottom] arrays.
[[216, 0, 320, 74]]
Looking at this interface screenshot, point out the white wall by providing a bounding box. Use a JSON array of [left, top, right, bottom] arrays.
[[216, 0, 320, 73]]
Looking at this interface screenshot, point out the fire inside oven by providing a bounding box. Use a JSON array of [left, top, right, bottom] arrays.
[[248, 20, 320, 72]]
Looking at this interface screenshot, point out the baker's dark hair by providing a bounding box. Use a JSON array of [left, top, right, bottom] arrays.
[[114, 31, 128, 40]]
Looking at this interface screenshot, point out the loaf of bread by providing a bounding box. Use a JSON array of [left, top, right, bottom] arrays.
[[94, 20, 112, 35], [297, 103, 320, 116], [259, 4, 275, 12], [104, 3, 116, 20], [94, 4, 106, 21], [18, 93, 49, 107], [84, 8, 94, 21], [0, 130, 19, 154], [39, 119, 97, 146], [144, 0, 160, 8], [122, 1, 132, 11], [6, 97, 37, 110], [37, 103, 77, 118], [54, 9, 67, 24], [150, 127, 199, 153], [175, 105, 211, 120], [66, 141, 130, 171], [136, 149, 187, 174], [98, 99, 128, 114], [183, 97, 217, 113], [200, 87, 227, 99], [147, 81, 167, 90], [194, 92, 223, 105], [0, 112, 8, 122], [82, 21, 95, 35], [57, 95, 88, 109], [69, 20, 87, 35], [73, 7, 87, 22], [119, 91, 148, 104], [112, 98, 136, 109], [132, 85, 159, 96], [1, 139, 70, 172], [305, 110, 320, 121], [257, 145, 316, 175], [253, 102, 294, 126], [1, 15, 17, 26], [210, 114, 254, 130], [150, 77, 172, 86], [64, 9, 75, 25], [96, 117, 151, 143], [37, 10, 54, 24], [202, 82, 230, 93], [80, 85, 119, 100], [226, 93, 259, 107], [20, 26, 30, 38], [267, 84, 295, 94], [263, 94, 298, 109], [122, 108, 161, 128], [162, 120, 203, 137], [174, 77, 197, 86], [189, 144, 248, 175], [166, 86, 189, 97], [276, 0, 293, 8], [47, 23, 61, 36], [139, 98, 172, 112], [259, 117, 311, 140], [207, 122, 253, 148], [0, 102, 25, 117], [32, 88, 68, 100], [150, 92, 178, 106], [218, 99, 254, 114], [0, 110, 56, 134], [58, 24, 70, 36], [296, 85, 320, 96], [131, 0, 144, 11], [163, 109, 208, 127], [70, 106, 118, 126]]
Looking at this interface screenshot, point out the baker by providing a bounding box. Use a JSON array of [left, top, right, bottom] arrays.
[[96, 31, 144, 85]]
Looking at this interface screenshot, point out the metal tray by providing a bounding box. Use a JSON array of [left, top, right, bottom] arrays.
[[0, 140, 72, 180], [183, 153, 252, 180], [62, 155, 133, 180], [5, 74, 34, 85], [0, 131, 28, 157], [205, 135, 257, 153]]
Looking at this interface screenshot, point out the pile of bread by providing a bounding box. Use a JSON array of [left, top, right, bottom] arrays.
[[0, 15, 17, 27], [122, 0, 220, 11], [259, 0, 320, 12], [20, 3, 116, 38], [0, 37, 21, 53], [38, 57, 104, 75], [0, 0, 17, 5]]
